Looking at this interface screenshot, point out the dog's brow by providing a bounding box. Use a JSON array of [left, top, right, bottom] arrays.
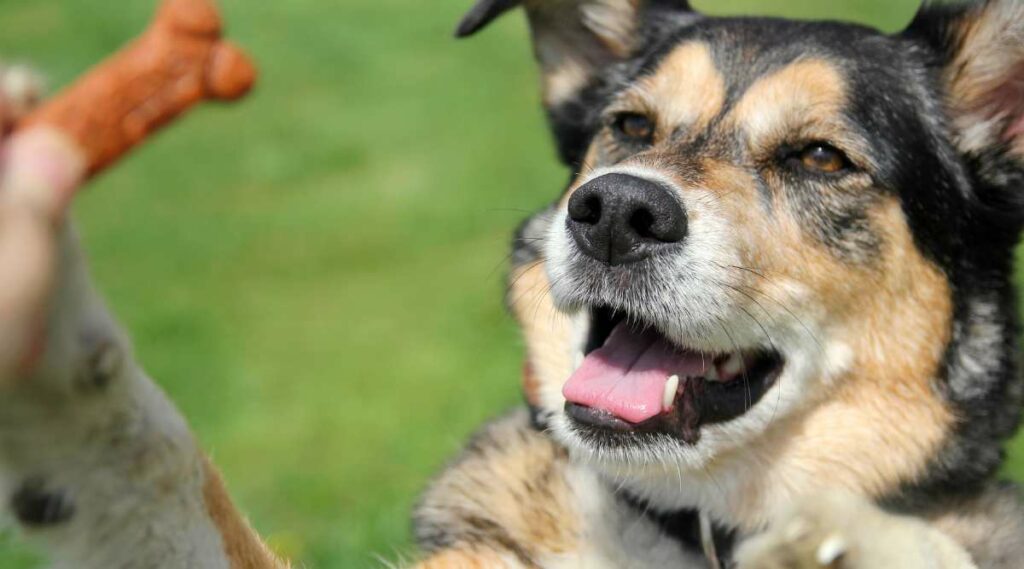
[[726, 59, 848, 151], [633, 42, 726, 135]]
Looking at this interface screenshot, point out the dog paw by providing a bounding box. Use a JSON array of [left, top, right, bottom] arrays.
[[734, 492, 977, 569], [734, 508, 852, 569]]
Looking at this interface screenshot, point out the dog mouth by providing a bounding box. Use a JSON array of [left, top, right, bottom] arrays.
[[563, 305, 784, 444]]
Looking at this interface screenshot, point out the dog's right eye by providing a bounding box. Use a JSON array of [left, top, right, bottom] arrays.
[[613, 113, 654, 144]]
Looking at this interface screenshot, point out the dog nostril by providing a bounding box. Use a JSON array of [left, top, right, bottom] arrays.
[[569, 194, 602, 225], [582, 196, 602, 224], [629, 208, 656, 239]]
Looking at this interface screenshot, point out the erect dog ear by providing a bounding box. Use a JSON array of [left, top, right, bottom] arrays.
[[904, 0, 1024, 161], [456, 0, 696, 166]]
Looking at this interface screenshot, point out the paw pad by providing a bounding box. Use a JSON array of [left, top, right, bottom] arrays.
[[11, 479, 74, 527]]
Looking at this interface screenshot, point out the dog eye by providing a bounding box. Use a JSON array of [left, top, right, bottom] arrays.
[[613, 113, 654, 143], [791, 143, 850, 174]]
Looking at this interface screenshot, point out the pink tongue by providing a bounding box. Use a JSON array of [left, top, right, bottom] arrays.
[[563, 324, 710, 424]]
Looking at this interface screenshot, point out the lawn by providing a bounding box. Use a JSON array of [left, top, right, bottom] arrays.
[[0, 0, 1019, 567]]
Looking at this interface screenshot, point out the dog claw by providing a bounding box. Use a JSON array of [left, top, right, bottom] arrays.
[[816, 534, 847, 566]]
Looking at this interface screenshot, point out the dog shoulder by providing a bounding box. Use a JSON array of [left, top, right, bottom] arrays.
[[413, 409, 704, 568], [412, 409, 580, 567]]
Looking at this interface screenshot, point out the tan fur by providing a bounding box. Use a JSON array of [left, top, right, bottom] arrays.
[[616, 42, 727, 138], [415, 410, 581, 566], [729, 59, 874, 169], [202, 456, 288, 569], [508, 261, 575, 409]]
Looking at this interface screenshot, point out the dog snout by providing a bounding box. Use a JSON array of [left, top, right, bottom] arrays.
[[566, 173, 687, 266]]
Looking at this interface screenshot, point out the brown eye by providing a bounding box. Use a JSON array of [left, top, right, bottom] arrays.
[[796, 143, 849, 174], [614, 113, 654, 142]]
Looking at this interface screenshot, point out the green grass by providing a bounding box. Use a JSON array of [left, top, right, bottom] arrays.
[[0, 0, 1019, 567]]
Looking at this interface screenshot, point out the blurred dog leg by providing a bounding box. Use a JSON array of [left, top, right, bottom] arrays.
[[0, 47, 279, 567], [0, 227, 288, 569]]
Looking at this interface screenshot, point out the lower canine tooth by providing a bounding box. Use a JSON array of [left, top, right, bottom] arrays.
[[705, 366, 720, 382], [663, 375, 680, 411]]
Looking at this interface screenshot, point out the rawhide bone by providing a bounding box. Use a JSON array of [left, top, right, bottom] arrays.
[[16, 0, 257, 180]]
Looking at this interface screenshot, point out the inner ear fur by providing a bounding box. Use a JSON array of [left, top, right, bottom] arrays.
[[905, 0, 1024, 159], [456, 0, 695, 166]]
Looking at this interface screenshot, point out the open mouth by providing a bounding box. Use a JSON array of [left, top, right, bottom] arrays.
[[563, 306, 784, 444]]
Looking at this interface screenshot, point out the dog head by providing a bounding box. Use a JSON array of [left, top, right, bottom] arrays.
[[463, 0, 1024, 526]]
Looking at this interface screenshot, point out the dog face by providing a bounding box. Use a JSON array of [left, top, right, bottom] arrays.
[[463, 0, 1024, 524], [545, 24, 954, 457]]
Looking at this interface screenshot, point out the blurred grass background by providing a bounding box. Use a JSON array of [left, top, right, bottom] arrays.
[[0, 0, 1016, 567]]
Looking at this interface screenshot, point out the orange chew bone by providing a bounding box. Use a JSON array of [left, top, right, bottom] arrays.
[[16, 0, 257, 180]]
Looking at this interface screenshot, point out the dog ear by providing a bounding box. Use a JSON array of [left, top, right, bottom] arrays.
[[904, 0, 1024, 161], [456, 0, 695, 166]]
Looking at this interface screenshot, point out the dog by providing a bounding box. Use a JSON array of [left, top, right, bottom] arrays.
[[413, 1, 1024, 567], [1, 1, 1023, 568]]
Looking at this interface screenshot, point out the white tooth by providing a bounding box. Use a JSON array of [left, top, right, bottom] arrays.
[[721, 353, 745, 378], [705, 366, 720, 382], [663, 375, 680, 411]]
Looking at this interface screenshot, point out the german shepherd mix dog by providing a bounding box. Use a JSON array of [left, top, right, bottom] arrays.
[[413, 0, 1024, 567], [1, 1, 1024, 569]]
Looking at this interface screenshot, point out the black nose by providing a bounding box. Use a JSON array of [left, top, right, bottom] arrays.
[[566, 173, 687, 266]]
